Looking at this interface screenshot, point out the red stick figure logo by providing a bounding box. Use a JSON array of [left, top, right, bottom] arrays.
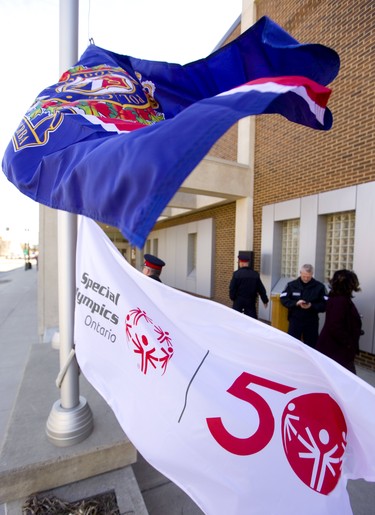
[[281, 393, 347, 494], [125, 307, 174, 375], [205, 373, 347, 496]]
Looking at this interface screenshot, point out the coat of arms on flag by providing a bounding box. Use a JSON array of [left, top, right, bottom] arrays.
[[2, 16, 339, 248]]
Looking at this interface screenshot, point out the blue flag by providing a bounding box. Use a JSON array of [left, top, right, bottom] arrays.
[[2, 16, 339, 248]]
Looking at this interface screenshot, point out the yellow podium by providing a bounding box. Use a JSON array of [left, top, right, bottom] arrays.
[[271, 293, 289, 333]]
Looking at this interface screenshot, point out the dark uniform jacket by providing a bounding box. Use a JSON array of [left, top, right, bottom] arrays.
[[229, 267, 269, 318], [280, 277, 327, 321]]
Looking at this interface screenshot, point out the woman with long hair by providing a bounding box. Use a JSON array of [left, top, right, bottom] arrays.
[[316, 269, 362, 374]]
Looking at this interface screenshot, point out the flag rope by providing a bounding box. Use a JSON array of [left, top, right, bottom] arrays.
[[55, 348, 76, 388]]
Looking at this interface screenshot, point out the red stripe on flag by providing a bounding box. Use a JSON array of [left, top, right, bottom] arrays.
[[245, 76, 331, 107]]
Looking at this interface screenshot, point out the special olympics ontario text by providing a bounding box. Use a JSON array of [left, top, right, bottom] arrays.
[[76, 272, 120, 325]]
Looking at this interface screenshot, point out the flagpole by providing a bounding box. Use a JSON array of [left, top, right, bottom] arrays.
[[46, 0, 93, 446]]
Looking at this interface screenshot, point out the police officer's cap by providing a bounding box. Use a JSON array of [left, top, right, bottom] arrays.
[[238, 251, 252, 262], [144, 254, 166, 271]]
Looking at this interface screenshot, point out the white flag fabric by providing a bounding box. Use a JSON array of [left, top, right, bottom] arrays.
[[75, 217, 375, 515]]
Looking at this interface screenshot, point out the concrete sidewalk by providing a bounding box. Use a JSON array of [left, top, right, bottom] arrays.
[[0, 261, 38, 514], [0, 259, 374, 514], [0, 260, 38, 446]]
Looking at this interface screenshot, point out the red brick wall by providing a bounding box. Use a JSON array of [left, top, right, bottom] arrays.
[[356, 351, 375, 372], [253, 0, 375, 271]]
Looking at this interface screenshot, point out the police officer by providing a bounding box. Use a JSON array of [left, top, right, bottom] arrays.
[[229, 251, 269, 319], [142, 254, 166, 282], [280, 264, 327, 347]]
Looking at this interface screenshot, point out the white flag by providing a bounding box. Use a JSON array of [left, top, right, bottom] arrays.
[[75, 217, 375, 515]]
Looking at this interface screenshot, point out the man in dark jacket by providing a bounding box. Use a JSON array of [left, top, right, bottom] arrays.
[[229, 251, 269, 319], [142, 254, 165, 282], [280, 264, 327, 347]]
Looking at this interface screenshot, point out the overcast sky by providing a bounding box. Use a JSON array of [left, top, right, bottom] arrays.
[[0, 0, 242, 244]]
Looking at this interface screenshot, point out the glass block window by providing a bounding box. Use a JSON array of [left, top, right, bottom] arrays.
[[325, 211, 355, 280], [281, 219, 300, 277]]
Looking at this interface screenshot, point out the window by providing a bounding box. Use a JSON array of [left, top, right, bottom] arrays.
[[187, 232, 197, 275], [146, 218, 213, 297], [144, 239, 151, 254], [325, 211, 355, 279], [152, 238, 159, 256], [144, 238, 158, 256], [281, 219, 300, 277]]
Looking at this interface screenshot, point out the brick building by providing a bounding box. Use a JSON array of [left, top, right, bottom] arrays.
[[253, 0, 375, 368], [105, 0, 375, 367]]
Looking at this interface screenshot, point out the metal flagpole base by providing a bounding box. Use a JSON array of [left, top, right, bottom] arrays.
[[46, 396, 94, 447]]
